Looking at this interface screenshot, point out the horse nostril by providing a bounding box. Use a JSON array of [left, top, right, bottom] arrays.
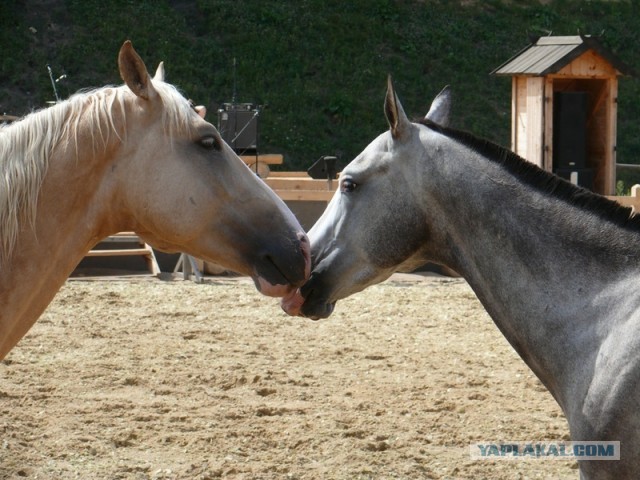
[[297, 232, 310, 254], [257, 233, 311, 288]]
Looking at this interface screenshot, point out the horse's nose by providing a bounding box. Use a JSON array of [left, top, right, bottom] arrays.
[[266, 231, 309, 287], [254, 231, 311, 297]]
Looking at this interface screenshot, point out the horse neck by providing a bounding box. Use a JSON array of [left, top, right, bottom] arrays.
[[427, 146, 640, 408], [0, 96, 125, 359]]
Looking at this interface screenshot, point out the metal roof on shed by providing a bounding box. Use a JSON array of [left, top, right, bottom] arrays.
[[491, 35, 633, 76]]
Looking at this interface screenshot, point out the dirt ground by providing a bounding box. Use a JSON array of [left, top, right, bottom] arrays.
[[0, 273, 578, 480]]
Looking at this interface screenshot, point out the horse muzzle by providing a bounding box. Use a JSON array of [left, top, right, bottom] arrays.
[[253, 232, 311, 297], [280, 269, 336, 319]]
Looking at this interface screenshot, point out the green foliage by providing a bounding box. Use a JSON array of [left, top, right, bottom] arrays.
[[1, 0, 639, 171]]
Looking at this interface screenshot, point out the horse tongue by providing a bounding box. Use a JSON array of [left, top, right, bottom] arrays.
[[280, 288, 305, 316]]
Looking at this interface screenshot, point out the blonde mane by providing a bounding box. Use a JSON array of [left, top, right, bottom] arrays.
[[0, 80, 195, 265]]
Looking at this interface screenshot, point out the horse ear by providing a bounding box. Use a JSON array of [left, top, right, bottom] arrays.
[[118, 40, 157, 100], [384, 75, 411, 140], [424, 85, 451, 127], [154, 61, 165, 82], [195, 105, 206, 119]]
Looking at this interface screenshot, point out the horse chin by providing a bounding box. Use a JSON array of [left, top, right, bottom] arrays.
[[254, 276, 298, 298], [300, 296, 336, 320], [302, 300, 336, 320], [280, 287, 336, 320]]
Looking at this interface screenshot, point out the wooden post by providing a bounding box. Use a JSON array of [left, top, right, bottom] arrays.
[[543, 77, 554, 172], [607, 184, 640, 212], [525, 77, 545, 168], [605, 78, 618, 195]]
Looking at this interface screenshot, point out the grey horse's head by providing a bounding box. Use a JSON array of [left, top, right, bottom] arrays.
[[283, 78, 452, 319]]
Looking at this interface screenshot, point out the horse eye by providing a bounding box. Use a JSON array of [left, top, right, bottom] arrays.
[[200, 136, 220, 150], [341, 179, 358, 193]]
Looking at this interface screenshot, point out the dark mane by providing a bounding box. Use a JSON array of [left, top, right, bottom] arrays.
[[418, 118, 640, 232]]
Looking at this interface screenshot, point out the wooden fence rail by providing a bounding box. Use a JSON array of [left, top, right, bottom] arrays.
[[607, 184, 640, 212]]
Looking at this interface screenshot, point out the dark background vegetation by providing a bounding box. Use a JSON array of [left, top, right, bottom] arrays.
[[1, 0, 639, 186]]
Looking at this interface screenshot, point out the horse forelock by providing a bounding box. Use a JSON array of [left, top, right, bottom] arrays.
[[0, 79, 195, 266], [418, 118, 640, 233]]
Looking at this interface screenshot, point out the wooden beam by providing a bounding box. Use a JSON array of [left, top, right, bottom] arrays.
[[271, 190, 336, 202], [605, 78, 618, 195], [239, 154, 283, 165], [514, 76, 528, 158], [98, 233, 140, 242], [607, 185, 640, 212], [543, 77, 554, 172], [265, 177, 337, 191], [525, 77, 545, 167], [511, 77, 518, 153], [86, 234, 161, 276], [85, 248, 154, 257], [268, 171, 309, 178]]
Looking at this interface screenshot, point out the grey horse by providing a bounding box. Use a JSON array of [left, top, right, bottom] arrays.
[[283, 78, 640, 479]]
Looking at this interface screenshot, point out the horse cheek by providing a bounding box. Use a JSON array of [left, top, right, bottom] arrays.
[[364, 199, 428, 269]]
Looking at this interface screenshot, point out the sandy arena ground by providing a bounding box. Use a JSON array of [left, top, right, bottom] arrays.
[[0, 273, 577, 479]]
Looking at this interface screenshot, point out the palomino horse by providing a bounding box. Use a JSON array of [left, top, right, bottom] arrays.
[[0, 41, 310, 360], [283, 78, 640, 478]]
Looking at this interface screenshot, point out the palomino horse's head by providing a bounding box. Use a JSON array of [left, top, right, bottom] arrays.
[[113, 42, 309, 295], [282, 78, 451, 318]]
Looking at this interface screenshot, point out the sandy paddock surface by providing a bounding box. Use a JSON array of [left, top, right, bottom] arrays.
[[0, 274, 577, 479]]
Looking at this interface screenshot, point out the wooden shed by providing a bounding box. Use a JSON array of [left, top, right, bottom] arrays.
[[492, 35, 633, 195]]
